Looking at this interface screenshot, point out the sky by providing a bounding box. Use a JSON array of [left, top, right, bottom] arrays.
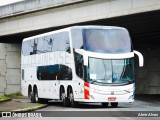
[[0, 0, 24, 6]]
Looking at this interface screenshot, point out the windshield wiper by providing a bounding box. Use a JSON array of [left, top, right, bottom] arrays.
[[119, 80, 134, 85], [127, 80, 134, 84], [89, 79, 97, 84]]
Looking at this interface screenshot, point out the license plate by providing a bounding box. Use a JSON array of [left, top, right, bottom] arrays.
[[108, 97, 116, 101]]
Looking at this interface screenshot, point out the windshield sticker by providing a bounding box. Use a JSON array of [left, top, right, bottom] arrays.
[[113, 73, 119, 79], [90, 74, 96, 79]]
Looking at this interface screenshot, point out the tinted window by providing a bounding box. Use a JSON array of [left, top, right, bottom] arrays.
[[71, 29, 83, 49], [74, 52, 88, 81], [83, 29, 132, 53], [37, 64, 72, 80], [22, 32, 70, 55]]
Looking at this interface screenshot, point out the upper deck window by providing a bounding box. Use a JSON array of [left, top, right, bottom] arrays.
[[22, 32, 70, 56], [83, 28, 132, 53]]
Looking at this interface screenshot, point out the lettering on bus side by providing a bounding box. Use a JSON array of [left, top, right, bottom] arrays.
[[37, 64, 72, 80]]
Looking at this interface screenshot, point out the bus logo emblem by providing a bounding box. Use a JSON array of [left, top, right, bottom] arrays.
[[111, 91, 114, 95]]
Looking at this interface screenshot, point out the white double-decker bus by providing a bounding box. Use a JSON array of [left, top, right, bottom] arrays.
[[21, 26, 143, 107]]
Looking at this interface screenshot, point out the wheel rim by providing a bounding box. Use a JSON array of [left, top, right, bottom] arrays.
[[35, 92, 38, 102], [70, 93, 73, 101], [61, 92, 65, 101], [70, 92, 74, 105], [29, 91, 31, 98]]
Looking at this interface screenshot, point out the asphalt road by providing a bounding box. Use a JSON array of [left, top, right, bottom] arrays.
[[38, 99, 160, 111], [1, 96, 160, 120]]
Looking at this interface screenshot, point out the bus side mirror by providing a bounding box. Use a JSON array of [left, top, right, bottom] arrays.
[[133, 50, 144, 67]]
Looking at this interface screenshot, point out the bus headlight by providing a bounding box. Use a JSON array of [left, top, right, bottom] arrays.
[[128, 94, 134, 100], [127, 88, 135, 100], [124, 87, 135, 93]]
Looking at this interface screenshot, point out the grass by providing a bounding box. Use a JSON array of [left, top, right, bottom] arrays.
[[22, 103, 46, 111], [4, 91, 23, 99], [0, 91, 23, 102], [26, 103, 45, 109], [0, 96, 11, 101]]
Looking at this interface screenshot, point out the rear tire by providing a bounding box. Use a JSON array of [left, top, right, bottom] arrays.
[[31, 88, 39, 103], [31, 92, 36, 103], [111, 102, 118, 107], [28, 87, 32, 99], [69, 89, 78, 108], [101, 102, 109, 108], [60, 88, 69, 107]]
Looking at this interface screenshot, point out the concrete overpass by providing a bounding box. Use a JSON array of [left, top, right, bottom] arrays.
[[0, 0, 160, 96]]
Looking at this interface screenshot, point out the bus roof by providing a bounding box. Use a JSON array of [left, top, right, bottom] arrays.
[[23, 25, 127, 42]]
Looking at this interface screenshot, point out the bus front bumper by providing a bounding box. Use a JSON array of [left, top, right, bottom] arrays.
[[75, 92, 134, 103]]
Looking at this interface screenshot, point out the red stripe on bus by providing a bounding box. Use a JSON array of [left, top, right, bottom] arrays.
[[84, 82, 89, 87], [84, 82, 89, 99]]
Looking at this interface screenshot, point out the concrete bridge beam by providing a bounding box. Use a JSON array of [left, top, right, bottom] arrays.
[[0, 0, 160, 36]]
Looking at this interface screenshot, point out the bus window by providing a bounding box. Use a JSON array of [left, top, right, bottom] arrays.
[[22, 32, 70, 56], [55, 32, 70, 53], [74, 52, 89, 81], [22, 40, 34, 55], [83, 29, 132, 53], [71, 29, 83, 49], [37, 64, 72, 80]]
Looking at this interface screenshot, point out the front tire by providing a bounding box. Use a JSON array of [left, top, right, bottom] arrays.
[[111, 102, 118, 107], [101, 102, 109, 108]]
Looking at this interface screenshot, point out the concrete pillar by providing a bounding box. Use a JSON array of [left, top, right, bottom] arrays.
[[5, 44, 21, 94], [0, 43, 21, 96], [0, 43, 7, 96]]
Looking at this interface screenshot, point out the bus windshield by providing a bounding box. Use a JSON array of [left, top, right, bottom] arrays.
[[83, 29, 132, 53], [87, 58, 134, 84]]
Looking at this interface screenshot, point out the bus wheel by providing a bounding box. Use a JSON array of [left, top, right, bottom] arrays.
[[61, 90, 69, 107], [101, 102, 109, 108], [31, 92, 36, 103], [31, 88, 39, 103], [111, 102, 118, 107], [28, 90, 32, 99], [69, 90, 78, 108], [28, 86, 32, 98]]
